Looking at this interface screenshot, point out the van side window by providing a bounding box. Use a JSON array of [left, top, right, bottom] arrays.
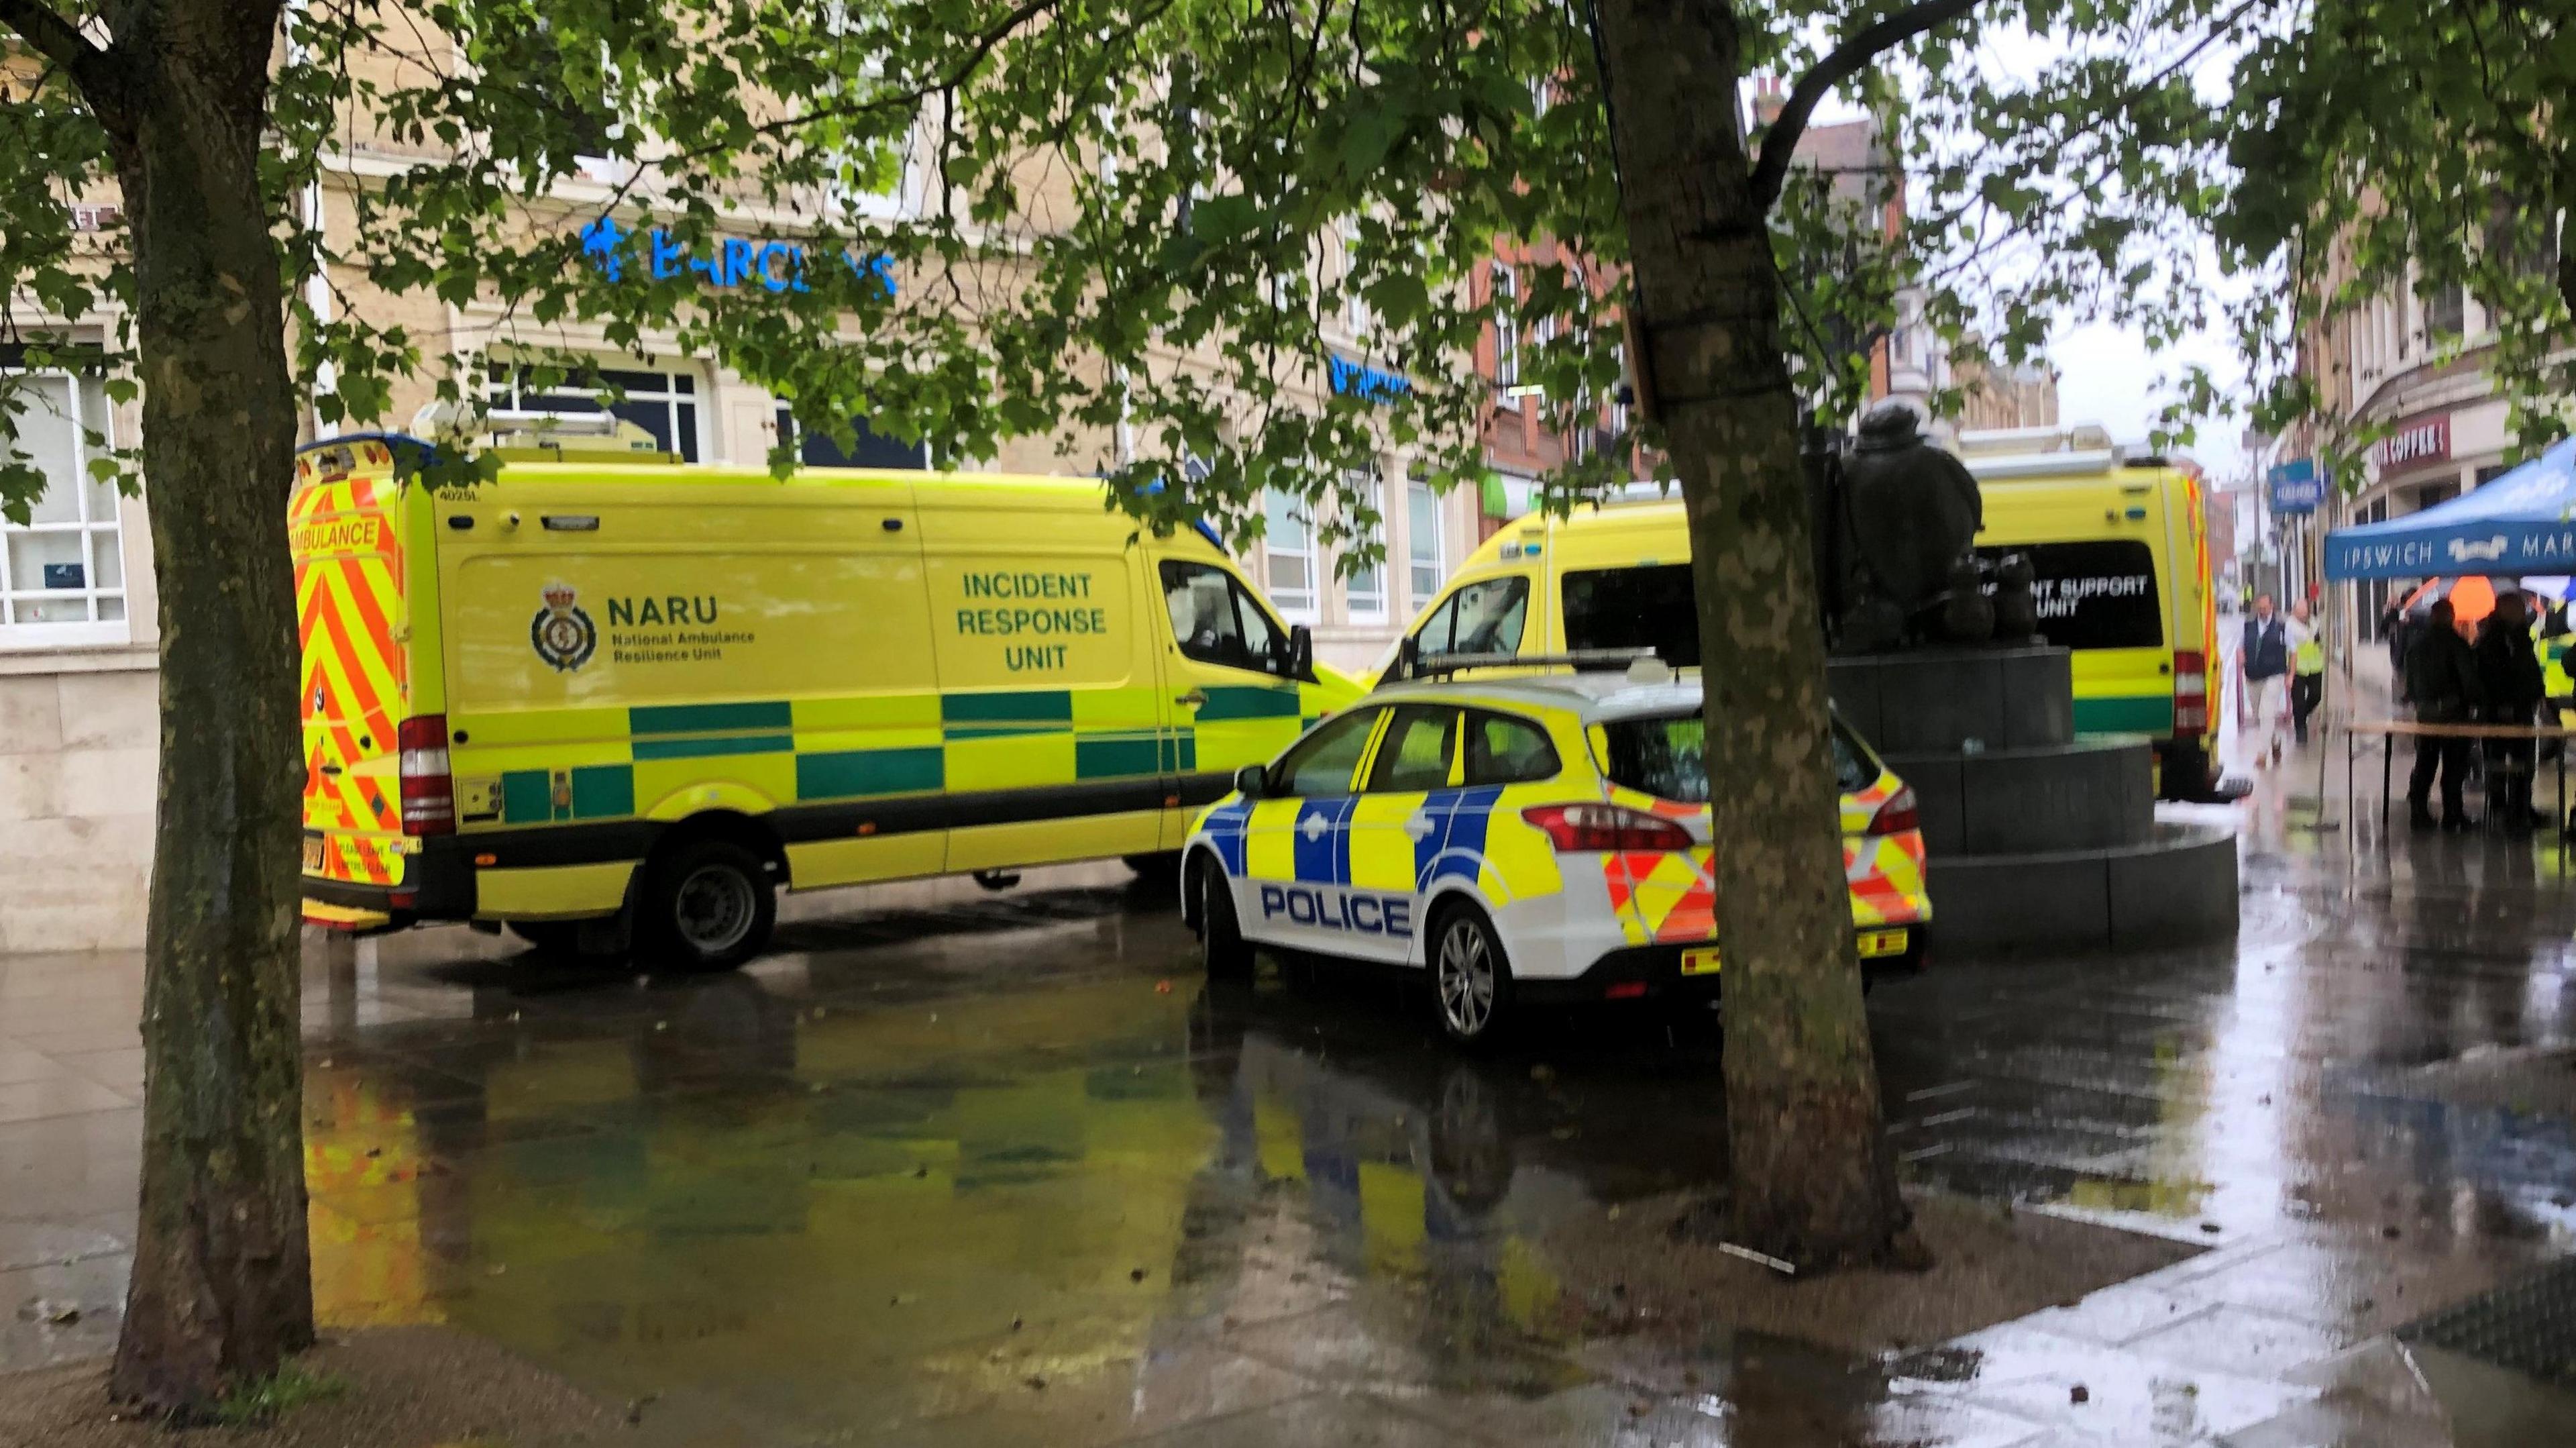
[[1464, 711, 1558, 785], [1412, 576, 1530, 663], [1161, 561, 1287, 674], [1563, 564, 1695, 662]]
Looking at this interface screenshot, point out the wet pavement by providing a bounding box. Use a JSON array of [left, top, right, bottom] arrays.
[[9, 731, 2576, 1442]]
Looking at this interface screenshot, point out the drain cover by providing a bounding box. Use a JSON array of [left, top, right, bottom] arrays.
[[2395, 1256, 2576, 1389]]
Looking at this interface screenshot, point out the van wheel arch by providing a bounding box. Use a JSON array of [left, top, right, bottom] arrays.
[[629, 813, 788, 972]]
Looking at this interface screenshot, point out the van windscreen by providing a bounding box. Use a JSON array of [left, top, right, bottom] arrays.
[[1980, 539, 2161, 650], [1563, 564, 1697, 662]]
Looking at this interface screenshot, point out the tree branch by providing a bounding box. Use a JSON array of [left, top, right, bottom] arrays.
[[1750, 0, 1980, 211], [0, 0, 118, 110]]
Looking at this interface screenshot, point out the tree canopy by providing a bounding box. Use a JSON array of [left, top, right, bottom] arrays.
[[2218, 0, 2576, 473], [2, 0, 2275, 548]]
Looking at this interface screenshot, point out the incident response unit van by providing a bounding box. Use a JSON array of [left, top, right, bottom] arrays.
[[1379, 423, 2220, 798], [292, 427, 1360, 968]]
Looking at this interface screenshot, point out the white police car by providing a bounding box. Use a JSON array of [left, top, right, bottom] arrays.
[[1180, 667, 1933, 1043]]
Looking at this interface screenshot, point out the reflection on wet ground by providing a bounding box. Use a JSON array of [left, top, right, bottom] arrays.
[[7, 765, 2576, 1441]]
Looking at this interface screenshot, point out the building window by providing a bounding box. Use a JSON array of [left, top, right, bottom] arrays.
[[1, 371, 126, 647], [1609, 342, 1631, 437], [1263, 488, 1318, 619], [487, 361, 702, 461], [1491, 263, 1521, 399], [1407, 480, 1446, 605], [1342, 471, 1385, 621], [1340, 218, 1370, 338], [2424, 280, 2466, 339], [775, 407, 928, 469]]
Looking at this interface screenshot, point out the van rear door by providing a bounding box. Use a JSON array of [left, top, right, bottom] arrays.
[[1976, 478, 2174, 737], [292, 440, 411, 900]]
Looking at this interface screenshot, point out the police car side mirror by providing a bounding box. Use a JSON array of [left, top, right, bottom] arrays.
[[1287, 624, 1316, 682], [1234, 763, 1269, 799]]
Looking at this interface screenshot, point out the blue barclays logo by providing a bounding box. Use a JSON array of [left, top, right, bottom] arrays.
[[1258, 883, 1415, 937], [578, 217, 897, 299], [1327, 354, 1412, 404]]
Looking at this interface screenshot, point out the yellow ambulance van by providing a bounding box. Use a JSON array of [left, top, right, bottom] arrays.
[[292, 429, 1360, 968], [1381, 426, 2220, 797]]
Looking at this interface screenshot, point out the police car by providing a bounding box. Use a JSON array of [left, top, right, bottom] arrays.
[[1180, 662, 1933, 1043]]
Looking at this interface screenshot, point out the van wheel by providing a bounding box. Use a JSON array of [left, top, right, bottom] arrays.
[[639, 839, 775, 972], [1124, 851, 1183, 886], [1193, 857, 1252, 981], [1428, 902, 1513, 1047]]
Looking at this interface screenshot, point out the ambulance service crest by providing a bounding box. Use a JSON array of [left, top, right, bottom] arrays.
[[529, 582, 597, 672]]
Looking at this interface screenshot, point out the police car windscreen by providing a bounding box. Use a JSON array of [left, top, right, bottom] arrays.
[[1564, 565, 1697, 662], [1979, 540, 2162, 650], [1602, 713, 1874, 803]]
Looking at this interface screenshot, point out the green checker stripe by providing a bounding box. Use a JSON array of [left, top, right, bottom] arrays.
[[2074, 694, 2176, 735], [796, 747, 944, 800], [943, 690, 1075, 725], [501, 764, 636, 825], [1071, 730, 1197, 780], [1196, 686, 1301, 721], [632, 733, 793, 760], [631, 701, 794, 735]]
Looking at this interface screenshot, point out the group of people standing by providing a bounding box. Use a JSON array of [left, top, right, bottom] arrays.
[[2401, 590, 2551, 831]]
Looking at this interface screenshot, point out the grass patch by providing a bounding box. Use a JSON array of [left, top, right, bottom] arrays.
[[215, 1361, 351, 1427]]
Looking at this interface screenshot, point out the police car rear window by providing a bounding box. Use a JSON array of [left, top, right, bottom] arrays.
[[1601, 714, 1876, 803]]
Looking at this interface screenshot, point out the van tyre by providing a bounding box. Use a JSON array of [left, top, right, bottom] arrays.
[[639, 839, 775, 972], [1428, 902, 1513, 1047], [1194, 857, 1253, 981]]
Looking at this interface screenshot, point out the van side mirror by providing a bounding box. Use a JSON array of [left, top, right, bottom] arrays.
[[1395, 634, 1421, 681], [1233, 763, 1269, 798], [1287, 623, 1316, 682]]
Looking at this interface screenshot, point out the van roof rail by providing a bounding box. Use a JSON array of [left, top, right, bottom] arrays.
[[1395, 646, 1655, 681]]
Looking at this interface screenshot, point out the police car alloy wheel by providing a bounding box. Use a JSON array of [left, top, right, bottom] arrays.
[[643, 839, 775, 972], [1430, 906, 1511, 1044]]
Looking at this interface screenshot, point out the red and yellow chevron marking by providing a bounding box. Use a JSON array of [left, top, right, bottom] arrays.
[[294, 468, 407, 886], [1598, 772, 1931, 943]]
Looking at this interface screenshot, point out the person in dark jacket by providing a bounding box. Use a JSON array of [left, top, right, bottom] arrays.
[[2476, 590, 2547, 830], [2405, 599, 2484, 830]]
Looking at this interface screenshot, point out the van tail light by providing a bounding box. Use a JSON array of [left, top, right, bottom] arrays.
[[1520, 803, 1695, 853], [398, 714, 455, 836], [2173, 650, 2208, 735], [1866, 786, 1919, 837]]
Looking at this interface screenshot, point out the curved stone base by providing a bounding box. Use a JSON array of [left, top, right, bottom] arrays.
[[1884, 737, 2155, 855], [1925, 821, 2239, 954], [1828, 645, 2074, 754]]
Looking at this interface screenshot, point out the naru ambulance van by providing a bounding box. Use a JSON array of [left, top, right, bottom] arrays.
[[292, 429, 1359, 968], [1381, 425, 2221, 798]]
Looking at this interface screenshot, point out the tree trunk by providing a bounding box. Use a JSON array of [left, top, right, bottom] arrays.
[[99, 0, 315, 1416], [1592, 0, 1905, 1270]]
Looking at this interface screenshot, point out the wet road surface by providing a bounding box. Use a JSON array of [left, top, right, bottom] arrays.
[[9, 757, 2576, 1441]]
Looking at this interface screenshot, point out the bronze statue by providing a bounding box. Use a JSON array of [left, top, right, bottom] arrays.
[[1831, 403, 2033, 652]]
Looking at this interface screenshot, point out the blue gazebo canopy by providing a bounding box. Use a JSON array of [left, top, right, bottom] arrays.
[[2324, 436, 2576, 580]]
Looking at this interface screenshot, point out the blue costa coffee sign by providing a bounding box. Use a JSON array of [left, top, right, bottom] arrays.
[[578, 217, 895, 297]]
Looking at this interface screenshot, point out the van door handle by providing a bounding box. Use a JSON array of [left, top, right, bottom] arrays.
[[1175, 688, 1208, 709], [319, 763, 343, 777]]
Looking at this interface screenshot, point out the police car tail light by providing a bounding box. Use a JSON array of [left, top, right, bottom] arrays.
[[398, 714, 455, 837], [2173, 650, 2208, 735], [1866, 786, 1919, 837], [1520, 803, 1693, 853]]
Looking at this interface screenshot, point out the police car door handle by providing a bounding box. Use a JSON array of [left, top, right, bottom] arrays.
[[1175, 688, 1208, 709], [1402, 813, 1435, 840]]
